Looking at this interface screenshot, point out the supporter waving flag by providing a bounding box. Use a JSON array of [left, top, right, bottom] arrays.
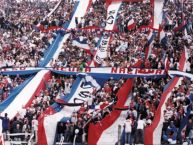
[[127, 17, 136, 30]]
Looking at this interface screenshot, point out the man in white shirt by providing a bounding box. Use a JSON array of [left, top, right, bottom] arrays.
[[164, 106, 173, 121], [124, 116, 132, 144], [135, 115, 146, 144]]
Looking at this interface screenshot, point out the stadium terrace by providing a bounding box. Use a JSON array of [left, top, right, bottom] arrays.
[[0, 0, 192, 145]]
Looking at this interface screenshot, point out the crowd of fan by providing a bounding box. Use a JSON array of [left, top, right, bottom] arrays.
[[52, 29, 101, 68], [149, 0, 193, 72], [52, 0, 153, 68], [52, 0, 193, 71], [0, 0, 191, 71], [109, 0, 193, 70], [0, 73, 75, 141], [56, 77, 126, 143], [0, 0, 58, 68], [107, 30, 147, 68], [162, 77, 193, 144], [0, 0, 192, 144], [0, 0, 77, 68], [116, 1, 152, 33], [0, 75, 26, 102], [123, 77, 170, 144], [77, 0, 106, 28], [52, 28, 150, 68], [39, 0, 76, 29]]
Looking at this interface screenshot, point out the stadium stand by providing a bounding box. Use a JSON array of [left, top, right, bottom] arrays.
[[0, 0, 192, 145]]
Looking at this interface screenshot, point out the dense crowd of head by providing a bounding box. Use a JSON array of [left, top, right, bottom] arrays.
[[1, 73, 75, 141], [0, 0, 192, 144], [52, 0, 193, 71], [56, 77, 126, 143], [162, 77, 193, 144], [0, 0, 76, 68], [116, 1, 152, 33], [0, 75, 26, 102]]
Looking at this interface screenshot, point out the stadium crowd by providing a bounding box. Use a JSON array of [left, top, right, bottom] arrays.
[[56, 77, 126, 143], [0, 0, 192, 144], [52, 29, 101, 68], [162, 77, 193, 144], [0, 75, 26, 102], [123, 77, 170, 144], [52, 0, 193, 71], [1, 73, 75, 141], [0, 0, 76, 68], [79, 0, 106, 28], [116, 1, 152, 33]]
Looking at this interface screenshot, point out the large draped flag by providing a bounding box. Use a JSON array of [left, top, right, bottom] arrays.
[[88, 79, 133, 145], [144, 49, 187, 145], [37, 74, 100, 145], [90, 1, 122, 67]]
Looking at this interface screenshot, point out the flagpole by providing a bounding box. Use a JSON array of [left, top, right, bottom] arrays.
[[182, 0, 184, 20]]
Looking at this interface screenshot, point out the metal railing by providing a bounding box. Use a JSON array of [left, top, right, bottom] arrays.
[[6, 130, 36, 145]]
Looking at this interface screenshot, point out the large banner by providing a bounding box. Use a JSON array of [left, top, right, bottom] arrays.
[[92, 33, 111, 65], [88, 79, 133, 145], [144, 77, 183, 145], [0, 67, 166, 78], [144, 47, 188, 144], [37, 75, 101, 145], [91, 1, 122, 66], [0, 70, 50, 119]]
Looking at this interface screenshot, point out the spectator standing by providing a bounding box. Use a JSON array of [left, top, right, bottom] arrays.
[[135, 115, 146, 144], [57, 122, 65, 142], [124, 116, 132, 145], [13, 124, 22, 141], [31, 116, 38, 142], [64, 120, 71, 142], [2, 113, 10, 141]]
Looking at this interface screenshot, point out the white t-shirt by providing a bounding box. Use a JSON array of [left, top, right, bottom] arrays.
[[124, 119, 132, 133], [186, 61, 191, 72], [137, 119, 146, 130], [164, 110, 173, 120], [32, 119, 38, 131], [18, 108, 26, 119], [87, 97, 93, 106]]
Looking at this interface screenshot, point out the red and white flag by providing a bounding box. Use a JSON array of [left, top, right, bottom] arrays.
[[127, 18, 136, 30]]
